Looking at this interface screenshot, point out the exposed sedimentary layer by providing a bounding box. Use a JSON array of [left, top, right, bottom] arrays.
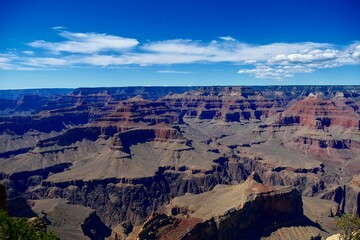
[[133, 173, 320, 240], [0, 86, 359, 239]]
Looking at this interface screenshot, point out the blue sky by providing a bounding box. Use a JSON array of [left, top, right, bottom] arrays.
[[0, 0, 359, 89]]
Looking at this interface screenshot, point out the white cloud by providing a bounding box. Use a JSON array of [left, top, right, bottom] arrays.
[[29, 30, 139, 54], [219, 36, 236, 41], [237, 43, 358, 79], [238, 65, 314, 80], [338, 42, 360, 64], [1, 28, 360, 80], [270, 49, 339, 63]]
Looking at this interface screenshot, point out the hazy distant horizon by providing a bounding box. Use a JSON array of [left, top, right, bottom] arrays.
[[2, 84, 360, 91]]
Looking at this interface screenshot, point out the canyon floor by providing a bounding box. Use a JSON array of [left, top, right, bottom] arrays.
[[0, 86, 359, 240]]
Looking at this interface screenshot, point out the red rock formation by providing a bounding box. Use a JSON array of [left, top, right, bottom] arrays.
[[162, 87, 286, 122], [267, 93, 360, 162], [276, 93, 360, 129]]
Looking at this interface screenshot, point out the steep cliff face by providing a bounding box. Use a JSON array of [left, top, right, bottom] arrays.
[[0, 183, 7, 212], [94, 97, 181, 128], [18, 155, 331, 230], [319, 175, 360, 216], [134, 174, 313, 240], [162, 86, 287, 122]]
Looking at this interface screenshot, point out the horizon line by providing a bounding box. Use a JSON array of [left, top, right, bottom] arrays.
[[1, 84, 360, 91]]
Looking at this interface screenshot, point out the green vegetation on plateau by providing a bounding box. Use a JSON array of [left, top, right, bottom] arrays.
[[335, 214, 360, 240], [0, 210, 59, 240]]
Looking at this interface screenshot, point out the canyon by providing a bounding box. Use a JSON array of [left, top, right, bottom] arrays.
[[0, 86, 359, 239]]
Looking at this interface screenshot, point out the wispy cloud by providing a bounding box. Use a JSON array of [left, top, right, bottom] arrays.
[[28, 30, 139, 54], [2, 28, 360, 80], [22, 51, 34, 55], [52, 26, 66, 30], [0, 54, 36, 71], [156, 70, 192, 74], [22, 57, 69, 68], [219, 36, 236, 41]]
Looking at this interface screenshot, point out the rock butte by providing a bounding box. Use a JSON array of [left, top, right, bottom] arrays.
[[0, 86, 359, 239]]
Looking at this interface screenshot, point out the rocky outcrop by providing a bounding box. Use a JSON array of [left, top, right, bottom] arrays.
[[110, 127, 187, 153], [37, 127, 101, 148], [31, 198, 111, 239], [134, 173, 317, 240]]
